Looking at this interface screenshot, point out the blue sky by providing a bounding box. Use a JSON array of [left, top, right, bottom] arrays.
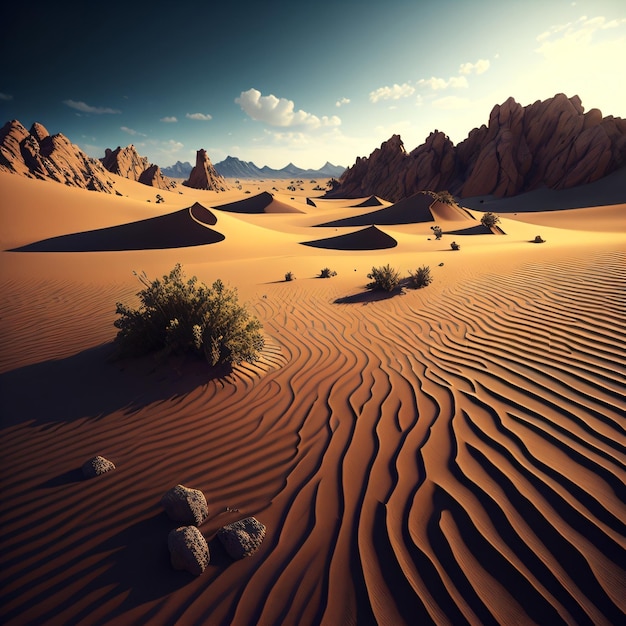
[[1, 0, 624, 169]]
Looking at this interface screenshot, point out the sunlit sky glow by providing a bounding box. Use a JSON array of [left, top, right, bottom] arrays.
[[1, 0, 624, 169]]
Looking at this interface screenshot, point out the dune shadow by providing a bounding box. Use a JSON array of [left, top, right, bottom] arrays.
[[39, 468, 86, 488], [334, 287, 405, 304], [444, 224, 495, 236], [317, 192, 434, 227], [8, 206, 224, 252], [301, 225, 397, 250], [0, 343, 233, 429]]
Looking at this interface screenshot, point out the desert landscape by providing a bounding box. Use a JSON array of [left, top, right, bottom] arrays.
[[1, 124, 625, 625]]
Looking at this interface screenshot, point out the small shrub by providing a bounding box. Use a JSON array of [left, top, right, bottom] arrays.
[[367, 264, 402, 292], [533, 235, 546, 243], [450, 241, 461, 251], [319, 267, 337, 278], [409, 265, 433, 288], [432, 190, 455, 205], [430, 225, 443, 240], [285, 271, 295, 282], [481, 212, 500, 228], [114, 264, 264, 367]]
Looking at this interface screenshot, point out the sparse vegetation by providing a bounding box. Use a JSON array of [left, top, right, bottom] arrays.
[[326, 178, 340, 191], [113, 264, 264, 367], [533, 235, 546, 243], [450, 241, 461, 250], [367, 264, 402, 292], [481, 212, 501, 228], [409, 265, 433, 288], [285, 271, 296, 282], [430, 225, 443, 240], [319, 267, 337, 278], [432, 190, 456, 205]]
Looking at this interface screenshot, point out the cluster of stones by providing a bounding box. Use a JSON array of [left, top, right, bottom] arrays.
[[160, 484, 266, 576], [80, 458, 265, 577]]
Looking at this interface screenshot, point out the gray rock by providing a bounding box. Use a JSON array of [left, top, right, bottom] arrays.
[[160, 484, 208, 526], [168, 526, 209, 575], [82, 455, 115, 478], [217, 516, 266, 559]]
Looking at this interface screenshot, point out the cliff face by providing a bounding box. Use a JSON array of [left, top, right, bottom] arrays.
[[183, 149, 229, 191], [101, 145, 173, 190], [0, 120, 115, 192], [335, 94, 626, 201]]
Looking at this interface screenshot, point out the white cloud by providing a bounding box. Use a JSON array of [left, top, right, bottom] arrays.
[[418, 75, 471, 91], [160, 116, 178, 123], [120, 126, 146, 136], [459, 59, 491, 75], [63, 100, 121, 114], [336, 97, 351, 107], [235, 88, 340, 128], [369, 83, 415, 103], [0, 92, 13, 101], [186, 112, 213, 121]]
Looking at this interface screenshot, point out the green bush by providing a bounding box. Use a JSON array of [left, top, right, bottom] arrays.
[[319, 267, 337, 278], [367, 264, 402, 292], [481, 211, 500, 228], [409, 265, 433, 288], [114, 264, 264, 367]]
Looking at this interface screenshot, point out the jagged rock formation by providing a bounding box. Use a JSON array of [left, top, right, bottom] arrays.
[[161, 160, 193, 179], [183, 149, 229, 191], [101, 145, 173, 190], [335, 94, 626, 201], [168, 526, 210, 575], [0, 120, 116, 192]]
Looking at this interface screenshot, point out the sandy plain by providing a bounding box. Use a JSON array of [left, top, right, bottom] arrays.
[[0, 170, 624, 625]]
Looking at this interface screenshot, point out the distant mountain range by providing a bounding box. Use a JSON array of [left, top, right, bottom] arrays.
[[162, 157, 345, 180]]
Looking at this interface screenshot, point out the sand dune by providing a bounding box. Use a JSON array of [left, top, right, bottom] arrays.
[[301, 225, 397, 250], [0, 172, 625, 625], [317, 192, 470, 227], [214, 191, 304, 214], [9, 204, 223, 252]]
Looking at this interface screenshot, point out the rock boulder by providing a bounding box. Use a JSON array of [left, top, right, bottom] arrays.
[[160, 484, 208, 526], [168, 526, 210, 575], [82, 455, 116, 478], [217, 516, 266, 559]]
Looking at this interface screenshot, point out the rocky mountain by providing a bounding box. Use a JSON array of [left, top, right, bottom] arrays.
[[101, 145, 173, 190], [0, 120, 116, 192], [161, 160, 193, 178], [183, 149, 229, 191], [185, 156, 345, 180], [334, 94, 626, 201]]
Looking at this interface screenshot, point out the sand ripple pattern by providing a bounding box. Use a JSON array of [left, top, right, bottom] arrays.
[[1, 251, 624, 625]]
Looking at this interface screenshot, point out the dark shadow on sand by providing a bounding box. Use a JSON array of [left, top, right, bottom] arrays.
[[334, 287, 406, 304], [0, 343, 233, 429], [301, 225, 397, 250], [317, 192, 434, 227], [444, 224, 499, 236], [8, 206, 224, 252]]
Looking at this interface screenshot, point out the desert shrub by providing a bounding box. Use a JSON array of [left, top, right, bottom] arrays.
[[319, 267, 337, 278], [409, 265, 433, 288], [533, 235, 546, 243], [432, 190, 455, 205], [367, 264, 402, 292], [481, 211, 500, 228], [430, 225, 443, 240], [114, 264, 264, 367], [285, 271, 295, 281], [450, 241, 461, 250]]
